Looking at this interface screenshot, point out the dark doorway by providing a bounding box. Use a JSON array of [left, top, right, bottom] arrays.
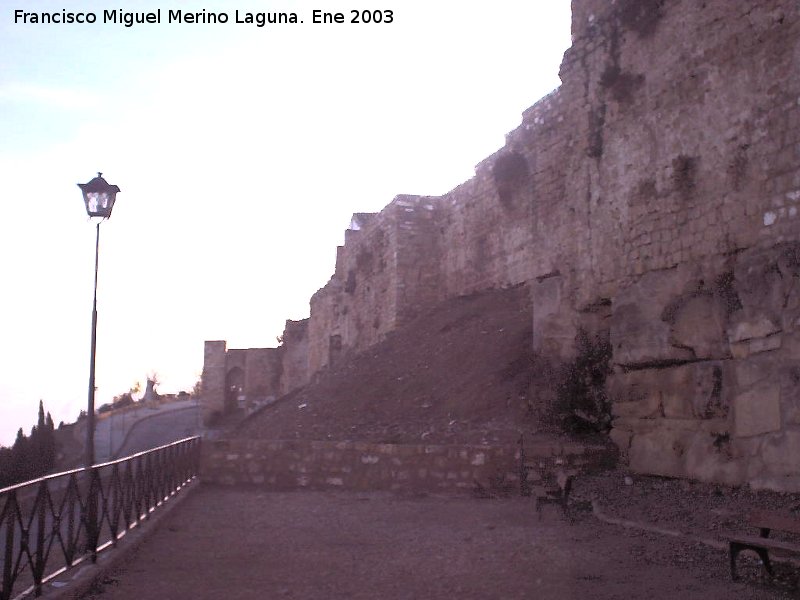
[[225, 367, 245, 413]]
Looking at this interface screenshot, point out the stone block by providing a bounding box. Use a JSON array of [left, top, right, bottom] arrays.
[[733, 384, 782, 437], [629, 428, 695, 478], [734, 257, 786, 317], [611, 268, 698, 367], [659, 418, 701, 432], [611, 394, 661, 418], [684, 431, 746, 486], [696, 418, 730, 434], [731, 342, 749, 359], [609, 427, 632, 453], [612, 417, 658, 434], [760, 431, 800, 477], [734, 355, 774, 388], [731, 437, 761, 458], [749, 334, 781, 354], [669, 294, 729, 359], [531, 274, 578, 360], [784, 332, 800, 360], [614, 362, 731, 421], [728, 315, 781, 343]]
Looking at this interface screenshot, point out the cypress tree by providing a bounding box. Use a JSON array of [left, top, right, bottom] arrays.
[[11, 428, 29, 482]]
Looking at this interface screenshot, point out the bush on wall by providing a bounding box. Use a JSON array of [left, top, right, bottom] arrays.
[[554, 329, 613, 434]]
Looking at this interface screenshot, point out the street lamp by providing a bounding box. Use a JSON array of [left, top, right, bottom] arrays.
[[77, 173, 120, 468]]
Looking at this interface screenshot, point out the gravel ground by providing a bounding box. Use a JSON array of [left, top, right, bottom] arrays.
[[79, 479, 795, 600]]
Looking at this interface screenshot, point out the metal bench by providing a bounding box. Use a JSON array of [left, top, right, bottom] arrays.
[[729, 509, 800, 580], [517, 436, 575, 520], [534, 467, 575, 520]]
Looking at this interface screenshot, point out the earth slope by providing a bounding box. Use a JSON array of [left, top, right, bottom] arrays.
[[236, 284, 539, 445]]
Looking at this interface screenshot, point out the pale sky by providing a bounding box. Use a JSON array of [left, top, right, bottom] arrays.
[[0, 1, 571, 446]]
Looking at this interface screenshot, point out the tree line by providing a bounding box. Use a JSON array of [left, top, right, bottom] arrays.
[[0, 400, 57, 488]]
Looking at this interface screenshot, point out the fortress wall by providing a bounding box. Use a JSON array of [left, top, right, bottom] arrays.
[[567, 0, 798, 286], [279, 318, 310, 394], [243, 348, 282, 403], [307, 206, 398, 374], [201, 341, 227, 423], [391, 195, 445, 325], [436, 170, 533, 298], [317, 195, 449, 374], [555, 0, 800, 490], [306, 195, 445, 374], [202, 0, 800, 489]]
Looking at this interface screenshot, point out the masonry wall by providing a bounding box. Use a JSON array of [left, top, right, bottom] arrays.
[[557, 0, 800, 490], [294, 0, 800, 490], [307, 195, 443, 373], [243, 348, 282, 404], [201, 438, 612, 493], [200, 344, 283, 423], [279, 319, 310, 394], [202, 0, 800, 490], [201, 341, 226, 423]]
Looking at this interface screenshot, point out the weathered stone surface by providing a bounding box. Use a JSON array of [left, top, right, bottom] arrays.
[[201, 341, 227, 424], [611, 394, 661, 419], [734, 355, 775, 388], [606, 369, 649, 404], [733, 259, 785, 320], [730, 342, 749, 359], [733, 384, 782, 437], [629, 429, 695, 478], [785, 395, 800, 426], [656, 418, 701, 432], [669, 294, 729, 359], [611, 362, 730, 421], [609, 427, 632, 454], [760, 431, 800, 477], [727, 316, 781, 343], [684, 432, 747, 486], [748, 334, 782, 354], [664, 363, 729, 420], [612, 417, 659, 435], [531, 274, 577, 359], [784, 333, 800, 362], [611, 269, 696, 367]]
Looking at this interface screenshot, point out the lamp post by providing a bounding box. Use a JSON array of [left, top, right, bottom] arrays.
[[77, 172, 119, 560], [77, 173, 120, 468]]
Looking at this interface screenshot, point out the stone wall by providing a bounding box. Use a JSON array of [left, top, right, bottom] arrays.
[[562, 0, 800, 491], [200, 341, 226, 423], [201, 438, 611, 493], [201, 0, 800, 490], [608, 243, 800, 490], [307, 195, 443, 373], [242, 348, 282, 407], [279, 319, 309, 394], [200, 343, 284, 422]]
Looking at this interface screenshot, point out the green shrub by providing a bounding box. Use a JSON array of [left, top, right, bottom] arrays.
[[554, 329, 612, 434]]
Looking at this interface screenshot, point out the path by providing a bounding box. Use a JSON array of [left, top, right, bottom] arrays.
[[79, 486, 788, 600]]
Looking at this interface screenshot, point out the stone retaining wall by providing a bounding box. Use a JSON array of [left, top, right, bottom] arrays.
[[201, 438, 612, 493]]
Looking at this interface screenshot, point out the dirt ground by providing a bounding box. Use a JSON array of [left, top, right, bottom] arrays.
[[80, 482, 794, 600], [235, 285, 537, 447]]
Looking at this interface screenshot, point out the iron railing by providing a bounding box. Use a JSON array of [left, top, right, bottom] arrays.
[[0, 436, 201, 600]]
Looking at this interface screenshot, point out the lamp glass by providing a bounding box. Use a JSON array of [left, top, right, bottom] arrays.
[[78, 173, 120, 219], [84, 191, 116, 218]]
